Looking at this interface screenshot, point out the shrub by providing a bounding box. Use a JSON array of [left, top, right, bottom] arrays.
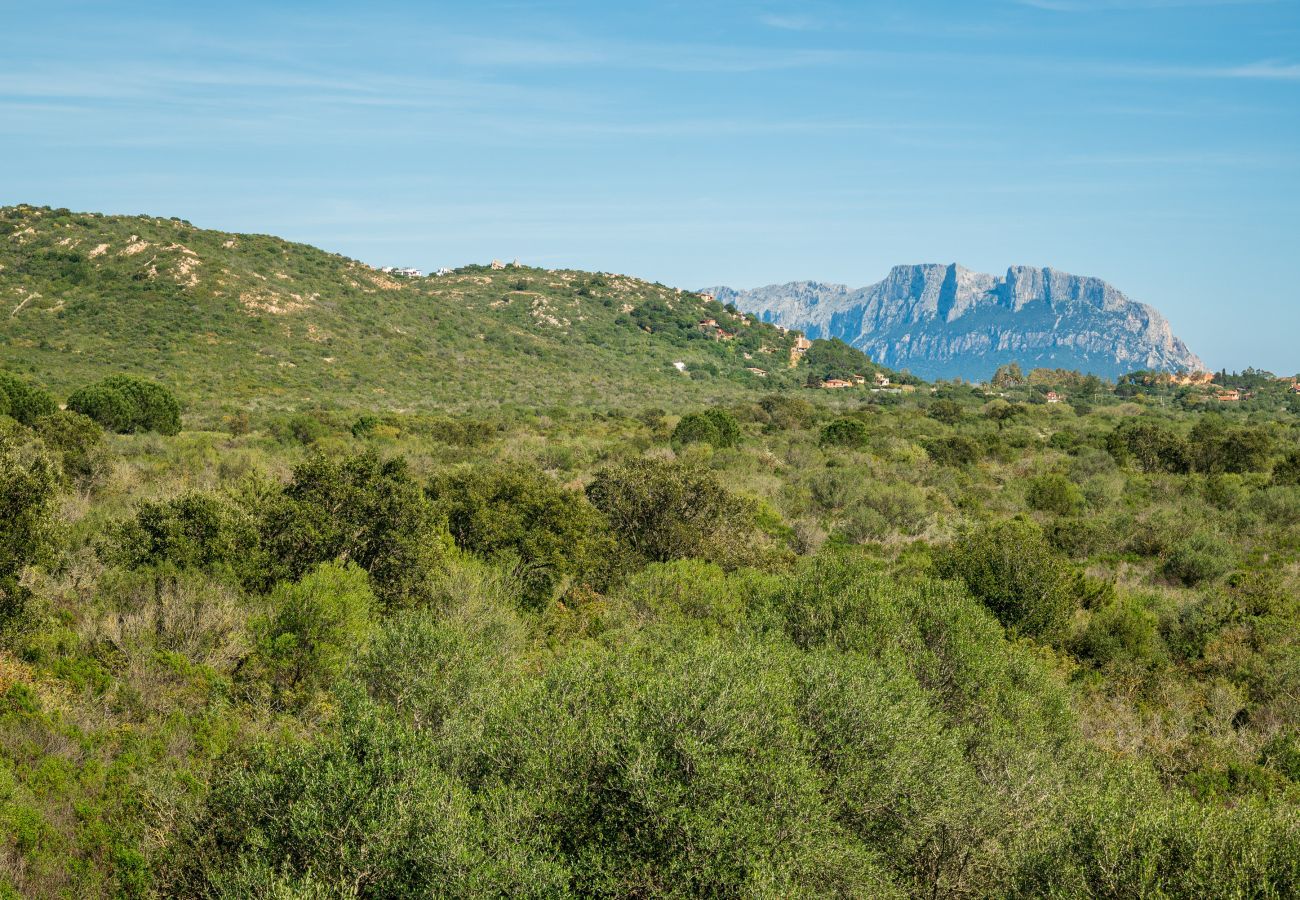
[[933, 519, 1077, 642], [586, 457, 762, 569], [103, 491, 263, 586], [1105, 420, 1188, 473], [0, 435, 61, 630], [1161, 532, 1230, 586], [1073, 595, 1167, 670], [1273, 450, 1300, 486], [428, 463, 613, 605], [245, 562, 377, 707], [924, 434, 982, 467], [758, 394, 814, 430], [0, 372, 57, 426], [1189, 416, 1272, 474], [1026, 473, 1086, 516], [671, 407, 741, 450], [258, 451, 449, 606], [67, 375, 181, 435], [927, 399, 964, 425], [33, 411, 111, 491], [1045, 517, 1111, 559], [819, 417, 869, 450]]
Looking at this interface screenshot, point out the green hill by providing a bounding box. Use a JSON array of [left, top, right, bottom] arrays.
[[0, 205, 806, 419]]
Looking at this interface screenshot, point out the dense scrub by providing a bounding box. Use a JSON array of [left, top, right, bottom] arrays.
[[0, 367, 1299, 897]]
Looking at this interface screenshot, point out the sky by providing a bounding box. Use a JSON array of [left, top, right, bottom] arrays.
[[2, 0, 1297, 373]]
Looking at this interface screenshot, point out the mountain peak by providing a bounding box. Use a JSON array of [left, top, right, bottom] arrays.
[[710, 264, 1204, 380]]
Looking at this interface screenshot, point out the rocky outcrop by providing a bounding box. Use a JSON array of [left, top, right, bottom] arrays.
[[707, 264, 1204, 381]]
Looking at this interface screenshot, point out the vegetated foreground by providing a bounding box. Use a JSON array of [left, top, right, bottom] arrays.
[[2, 207, 1300, 897]]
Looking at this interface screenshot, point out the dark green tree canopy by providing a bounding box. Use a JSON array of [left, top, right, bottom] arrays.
[[803, 338, 874, 383], [933, 518, 1079, 641], [428, 462, 613, 604], [258, 451, 448, 606], [67, 374, 182, 435], [0, 372, 57, 426], [819, 417, 870, 450], [671, 407, 742, 450]]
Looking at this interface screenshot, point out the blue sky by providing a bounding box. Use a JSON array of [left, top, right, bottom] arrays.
[[3, 0, 1297, 373]]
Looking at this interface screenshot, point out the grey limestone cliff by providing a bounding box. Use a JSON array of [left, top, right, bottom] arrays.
[[707, 264, 1203, 381]]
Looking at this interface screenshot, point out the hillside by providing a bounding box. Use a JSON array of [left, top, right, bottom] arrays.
[[0, 205, 803, 419], [709, 263, 1204, 381]]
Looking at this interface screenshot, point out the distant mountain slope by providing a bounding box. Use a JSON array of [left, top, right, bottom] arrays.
[[708, 263, 1204, 381], [0, 205, 801, 419]]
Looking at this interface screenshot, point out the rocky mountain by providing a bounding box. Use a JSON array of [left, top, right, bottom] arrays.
[[707, 264, 1204, 381]]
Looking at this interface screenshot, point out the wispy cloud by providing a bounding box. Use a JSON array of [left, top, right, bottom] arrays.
[[758, 13, 822, 31]]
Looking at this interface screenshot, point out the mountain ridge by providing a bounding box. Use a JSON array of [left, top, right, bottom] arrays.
[[707, 263, 1204, 380]]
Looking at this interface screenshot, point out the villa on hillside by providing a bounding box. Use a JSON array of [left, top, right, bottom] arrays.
[[821, 378, 852, 389], [1216, 389, 1241, 402], [874, 372, 890, 387], [1046, 390, 1062, 404]]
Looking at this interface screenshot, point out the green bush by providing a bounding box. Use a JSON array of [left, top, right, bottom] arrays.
[[586, 457, 764, 570], [1106, 420, 1189, 473], [1026, 473, 1086, 516], [819, 417, 869, 449], [0, 372, 57, 426], [1161, 531, 1231, 586], [0, 435, 61, 630], [1273, 450, 1300, 487], [1073, 594, 1167, 670], [33, 411, 111, 491], [66, 375, 181, 435], [102, 491, 263, 586], [933, 519, 1078, 641], [428, 463, 613, 605], [671, 407, 742, 450], [258, 451, 449, 606], [927, 399, 965, 425], [924, 434, 982, 467], [245, 562, 377, 707]]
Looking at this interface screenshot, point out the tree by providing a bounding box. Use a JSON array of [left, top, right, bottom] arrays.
[[1106, 420, 1189, 473], [256, 451, 448, 607], [245, 562, 377, 707], [0, 434, 61, 630], [586, 457, 760, 569], [0, 373, 57, 426], [819, 417, 870, 450], [67, 375, 182, 435], [33, 410, 112, 491], [991, 363, 1024, 388], [428, 463, 613, 605], [671, 407, 742, 450], [802, 338, 874, 382], [927, 399, 964, 425], [933, 519, 1077, 642]]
